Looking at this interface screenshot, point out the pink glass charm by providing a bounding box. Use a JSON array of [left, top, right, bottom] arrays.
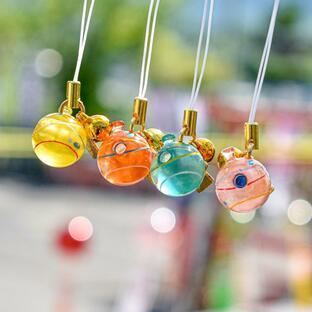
[[215, 147, 273, 212]]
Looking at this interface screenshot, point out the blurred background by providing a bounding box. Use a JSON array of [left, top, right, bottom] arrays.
[[0, 0, 311, 311]]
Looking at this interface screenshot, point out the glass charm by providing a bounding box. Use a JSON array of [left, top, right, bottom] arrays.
[[150, 134, 206, 197], [32, 113, 87, 168], [215, 147, 273, 212], [97, 121, 153, 186]]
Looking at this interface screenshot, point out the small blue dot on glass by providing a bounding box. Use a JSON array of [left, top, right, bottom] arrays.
[[233, 174, 247, 188], [73, 142, 80, 149]]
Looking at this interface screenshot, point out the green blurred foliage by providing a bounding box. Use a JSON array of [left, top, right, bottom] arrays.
[[0, 0, 311, 124]]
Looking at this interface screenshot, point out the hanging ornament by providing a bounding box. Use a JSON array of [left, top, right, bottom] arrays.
[[151, 0, 215, 197], [216, 146, 273, 213], [97, 0, 164, 186], [32, 0, 110, 168], [32, 107, 86, 168], [97, 120, 153, 186], [151, 110, 215, 197], [215, 0, 280, 212]]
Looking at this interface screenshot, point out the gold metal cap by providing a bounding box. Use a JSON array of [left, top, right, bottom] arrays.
[[66, 81, 81, 109], [180, 109, 198, 141], [132, 97, 148, 129], [244, 122, 259, 150]]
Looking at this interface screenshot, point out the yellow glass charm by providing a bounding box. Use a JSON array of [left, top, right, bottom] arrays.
[[32, 113, 87, 168]]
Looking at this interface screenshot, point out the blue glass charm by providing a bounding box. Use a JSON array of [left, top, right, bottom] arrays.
[[150, 134, 206, 197]]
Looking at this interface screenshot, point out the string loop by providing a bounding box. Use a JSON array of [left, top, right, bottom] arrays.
[[138, 0, 161, 99], [248, 0, 280, 123], [73, 0, 96, 82], [189, 0, 215, 108]]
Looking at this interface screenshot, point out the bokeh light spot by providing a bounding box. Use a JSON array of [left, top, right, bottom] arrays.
[[35, 49, 63, 78], [150, 207, 176, 234], [68, 216, 93, 242], [287, 199, 312, 226], [230, 210, 256, 224]]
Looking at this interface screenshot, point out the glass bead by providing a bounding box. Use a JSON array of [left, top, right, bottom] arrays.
[[32, 113, 87, 168], [216, 156, 272, 212], [150, 134, 206, 197], [233, 174, 248, 188], [114, 142, 127, 155], [97, 124, 153, 186]]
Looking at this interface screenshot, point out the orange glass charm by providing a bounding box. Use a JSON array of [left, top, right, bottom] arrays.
[[97, 121, 153, 186], [215, 147, 273, 212]]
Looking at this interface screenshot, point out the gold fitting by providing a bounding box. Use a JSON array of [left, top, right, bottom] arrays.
[[142, 128, 164, 151], [182, 109, 197, 139], [244, 122, 259, 150], [132, 97, 148, 128], [197, 172, 214, 193], [217, 147, 244, 169], [76, 111, 89, 123], [66, 81, 81, 109]]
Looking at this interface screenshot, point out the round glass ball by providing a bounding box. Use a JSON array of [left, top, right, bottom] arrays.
[[150, 134, 206, 197], [97, 124, 153, 186], [32, 113, 87, 168], [215, 157, 272, 212]]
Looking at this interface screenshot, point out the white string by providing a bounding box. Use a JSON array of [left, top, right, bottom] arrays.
[[248, 0, 280, 123], [79, 0, 87, 55], [138, 0, 161, 99], [139, 0, 154, 97], [189, 0, 215, 108], [73, 0, 96, 82]]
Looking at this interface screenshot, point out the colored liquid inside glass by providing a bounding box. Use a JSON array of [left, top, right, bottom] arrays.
[[215, 157, 272, 212], [150, 135, 205, 197], [97, 128, 153, 186], [32, 113, 87, 168]]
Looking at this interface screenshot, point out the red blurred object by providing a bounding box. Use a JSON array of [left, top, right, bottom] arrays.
[[56, 230, 88, 255]]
